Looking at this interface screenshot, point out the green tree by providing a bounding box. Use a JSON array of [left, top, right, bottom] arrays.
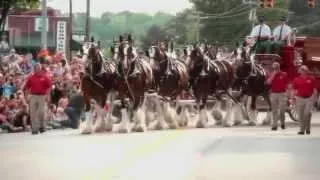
[[189, 0, 289, 44], [289, 0, 320, 36], [164, 8, 198, 45], [141, 25, 169, 50], [74, 11, 173, 49], [257, 0, 289, 27], [189, 0, 251, 43]]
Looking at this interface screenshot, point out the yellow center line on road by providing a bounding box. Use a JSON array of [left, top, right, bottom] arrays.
[[82, 130, 186, 180]]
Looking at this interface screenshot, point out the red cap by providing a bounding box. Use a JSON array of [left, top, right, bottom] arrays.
[[38, 49, 49, 58]]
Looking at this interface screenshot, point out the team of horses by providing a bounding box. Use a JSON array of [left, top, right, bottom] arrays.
[[79, 34, 272, 134]]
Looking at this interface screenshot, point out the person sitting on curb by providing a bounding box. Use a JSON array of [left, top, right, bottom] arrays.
[[62, 91, 85, 129]]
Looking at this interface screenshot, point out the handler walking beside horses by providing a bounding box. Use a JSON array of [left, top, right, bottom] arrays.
[[23, 63, 52, 135], [292, 65, 317, 135], [293, 65, 317, 135], [266, 62, 289, 130]]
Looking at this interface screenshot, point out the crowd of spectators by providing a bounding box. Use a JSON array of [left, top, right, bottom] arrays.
[[0, 49, 85, 133]]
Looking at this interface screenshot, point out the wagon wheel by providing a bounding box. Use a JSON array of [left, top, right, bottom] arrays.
[[317, 94, 320, 111], [286, 98, 298, 122]]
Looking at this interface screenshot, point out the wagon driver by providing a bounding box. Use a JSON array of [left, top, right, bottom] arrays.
[[272, 16, 292, 55], [249, 15, 272, 54]]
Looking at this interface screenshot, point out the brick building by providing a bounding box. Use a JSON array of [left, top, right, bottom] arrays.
[[6, 7, 81, 56]]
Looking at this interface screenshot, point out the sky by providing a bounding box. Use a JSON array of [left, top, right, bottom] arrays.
[[47, 0, 192, 17]]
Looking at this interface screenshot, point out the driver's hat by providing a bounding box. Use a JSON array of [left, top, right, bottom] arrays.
[[280, 16, 288, 22], [258, 15, 265, 22]]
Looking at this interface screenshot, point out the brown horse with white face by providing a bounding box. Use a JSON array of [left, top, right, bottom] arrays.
[[189, 43, 238, 127], [232, 44, 272, 126], [147, 42, 189, 100], [80, 43, 117, 134], [146, 42, 190, 128], [116, 34, 153, 133]]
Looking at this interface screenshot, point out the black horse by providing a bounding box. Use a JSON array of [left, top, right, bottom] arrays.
[[189, 43, 239, 127], [80, 43, 117, 133], [233, 44, 272, 125]]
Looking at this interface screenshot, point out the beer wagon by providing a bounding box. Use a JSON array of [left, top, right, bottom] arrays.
[[254, 36, 320, 121]]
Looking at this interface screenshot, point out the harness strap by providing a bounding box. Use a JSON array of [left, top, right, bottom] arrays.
[[88, 74, 104, 89], [279, 24, 284, 41], [258, 24, 263, 41]]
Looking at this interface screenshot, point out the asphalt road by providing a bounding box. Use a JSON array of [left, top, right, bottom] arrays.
[[1, 113, 320, 180]]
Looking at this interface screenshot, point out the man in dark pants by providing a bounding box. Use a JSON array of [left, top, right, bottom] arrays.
[[63, 92, 84, 129]]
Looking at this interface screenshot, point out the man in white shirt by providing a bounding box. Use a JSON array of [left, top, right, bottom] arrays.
[[272, 16, 292, 55], [0, 34, 10, 55], [250, 16, 272, 54]]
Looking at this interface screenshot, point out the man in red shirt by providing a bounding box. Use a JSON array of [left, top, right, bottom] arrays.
[[266, 62, 289, 130], [23, 63, 52, 135], [292, 65, 317, 135]]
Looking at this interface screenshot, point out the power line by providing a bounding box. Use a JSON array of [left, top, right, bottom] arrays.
[[200, 10, 250, 20], [196, 4, 248, 17], [296, 20, 320, 31]]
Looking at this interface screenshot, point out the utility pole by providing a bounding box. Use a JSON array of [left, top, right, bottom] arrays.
[[196, 12, 200, 42], [85, 0, 90, 42], [41, 0, 48, 49], [68, 0, 72, 62], [243, 0, 257, 29]]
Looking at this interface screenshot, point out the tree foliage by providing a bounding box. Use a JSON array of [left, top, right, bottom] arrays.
[[190, 0, 251, 44], [257, 0, 289, 25], [141, 25, 168, 50], [74, 11, 173, 48], [288, 0, 320, 36], [164, 8, 198, 45], [188, 0, 290, 44]]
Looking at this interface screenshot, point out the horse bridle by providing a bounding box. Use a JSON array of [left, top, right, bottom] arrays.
[[85, 46, 107, 89]]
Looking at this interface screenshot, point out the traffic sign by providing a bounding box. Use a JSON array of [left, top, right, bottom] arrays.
[[35, 17, 49, 32]]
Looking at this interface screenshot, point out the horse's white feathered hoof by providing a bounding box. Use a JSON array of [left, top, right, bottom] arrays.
[[215, 120, 222, 126], [262, 119, 271, 125], [132, 124, 146, 132], [145, 112, 155, 126], [212, 110, 223, 121], [155, 122, 163, 130], [104, 122, 113, 132], [262, 113, 271, 125], [222, 122, 232, 127], [80, 127, 93, 134], [81, 130, 92, 135], [153, 115, 169, 130], [155, 120, 168, 130], [93, 125, 104, 133], [248, 121, 256, 126], [118, 128, 129, 133], [135, 126, 145, 132], [178, 117, 188, 127], [179, 108, 190, 127], [93, 120, 106, 133], [169, 122, 179, 129], [233, 120, 242, 126], [196, 121, 207, 128], [180, 121, 188, 127]]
